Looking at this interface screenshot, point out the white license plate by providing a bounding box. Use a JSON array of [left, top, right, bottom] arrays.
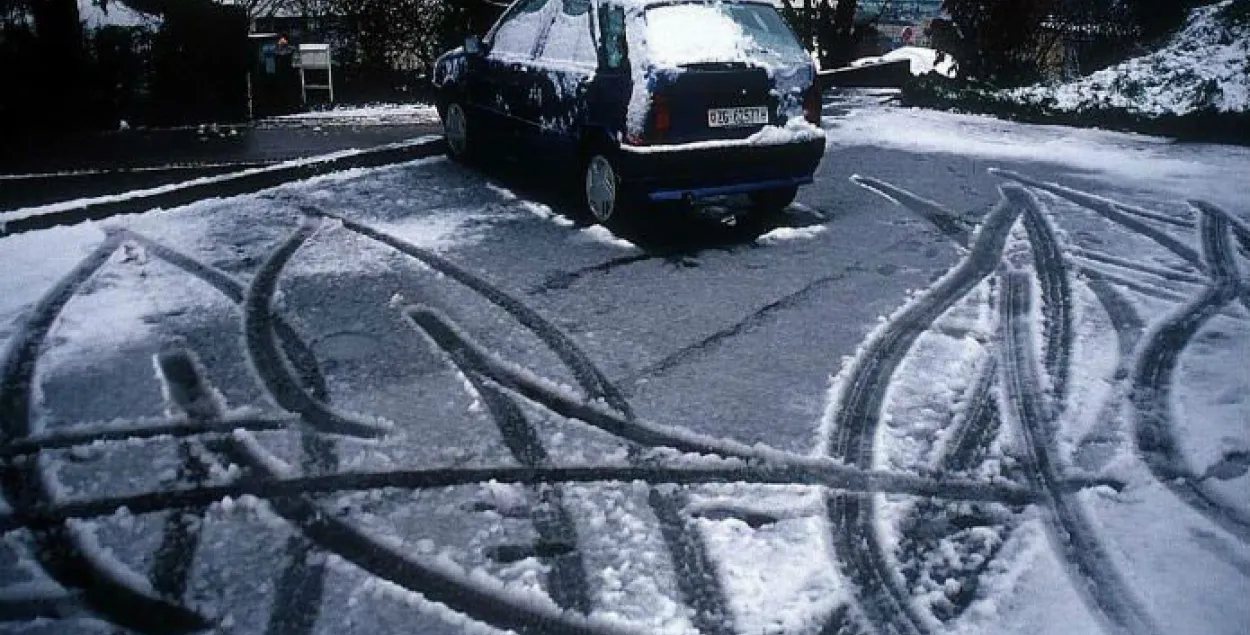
[[707, 106, 769, 128]]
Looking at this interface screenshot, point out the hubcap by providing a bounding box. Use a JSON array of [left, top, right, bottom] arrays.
[[445, 104, 467, 156], [585, 155, 617, 222]]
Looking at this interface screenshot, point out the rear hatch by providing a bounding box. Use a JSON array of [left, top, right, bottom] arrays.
[[637, 2, 812, 145]]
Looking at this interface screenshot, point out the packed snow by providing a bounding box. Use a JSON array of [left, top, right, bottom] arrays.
[[267, 103, 441, 127], [1002, 0, 1250, 116], [852, 46, 957, 78]]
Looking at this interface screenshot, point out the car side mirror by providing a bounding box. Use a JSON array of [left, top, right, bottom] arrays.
[[465, 35, 484, 56]]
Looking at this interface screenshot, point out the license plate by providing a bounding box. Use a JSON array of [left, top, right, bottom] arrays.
[[707, 106, 769, 128]]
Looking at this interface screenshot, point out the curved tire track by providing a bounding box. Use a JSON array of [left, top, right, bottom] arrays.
[[822, 185, 1028, 635], [1000, 271, 1161, 635], [1132, 207, 1250, 544], [242, 217, 388, 439], [1020, 191, 1074, 400], [0, 232, 212, 634], [298, 212, 737, 632], [415, 314, 591, 614]]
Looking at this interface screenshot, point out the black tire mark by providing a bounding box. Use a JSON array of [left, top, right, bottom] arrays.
[[321, 209, 734, 630], [992, 169, 1202, 270], [940, 357, 1002, 475], [851, 175, 976, 246], [219, 440, 634, 635], [1189, 200, 1250, 316], [420, 322, 591, 614], [0, 415, 297, 460], [1000, 271, 1161, 635], [402, 307, 1044, 503], [242, 217, 387, 438], [1132, 209, 1250, 544], [0, 232, 212, 634], [991, 169, 1197, 230], [149, 352, 221, 602], [109, 232, 339, 635], [1071, 248, 1207, 286], [1075, 264, 1204, 306], [1020, 190, 1074, 402], [529, 254, 655, 295], [231, 227, 344, 635], [2, 461, 1050, 535], [405, 319, 725, 633], [122, 230, 330, 402], [314, 208, 633, 418], [826, 492, 925, 635], [821, 186, 1026, 635], [1084, 275, 1146, 355]]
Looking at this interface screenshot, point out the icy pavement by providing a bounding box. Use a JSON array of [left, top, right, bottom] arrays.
[[1, 95, 1248, 635]]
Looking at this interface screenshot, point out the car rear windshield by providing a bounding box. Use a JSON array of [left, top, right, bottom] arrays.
[[644, 2, 808, 69]]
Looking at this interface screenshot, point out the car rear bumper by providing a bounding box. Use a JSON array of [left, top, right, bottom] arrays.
[[616, 138, 825, 201]]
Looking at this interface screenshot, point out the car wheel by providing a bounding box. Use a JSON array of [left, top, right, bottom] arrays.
[[583, 153, 629, 225], [748, 186, 798, 213], [443, 102, 470, 161]]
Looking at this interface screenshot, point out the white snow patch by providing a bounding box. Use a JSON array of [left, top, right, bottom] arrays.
[[0, 223, 108, 352], [852, 46, 957, 78], [696, 500, 848, 635], [825, 105, 1250, 212], [1003, 1, 1250, 116], [575, 225, 639, 251], [267, 103, 440, 126], [756, 224, 828, 245]]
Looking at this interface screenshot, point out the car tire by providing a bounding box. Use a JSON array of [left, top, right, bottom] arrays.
[[442, 102, 471, 162], [582, 152, 633, 226], [748, 186, 798, 213]]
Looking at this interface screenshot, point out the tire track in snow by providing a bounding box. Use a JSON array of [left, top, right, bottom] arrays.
[[312, 204, 734, 633], [1132, 206, 1250, 544], [1020, 189, 1074, 403], [1, 460, 1051, 534], [821, 185, 1028, 635], [317, 208, 633, 417], [242, 216, 388, 439], [529, 254, 656, 295], [415, 312, 591, 614], [127, 229, 343, 635], [149, 352, 219, 603], [1188, 200, 1250, 315], [999, 271, 1161, 635], [991, 169, 1202, 271], [851, 175, 976, 247], [0, 231, 212, 634]]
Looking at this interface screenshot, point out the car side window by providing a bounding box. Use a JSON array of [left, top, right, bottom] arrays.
[[597, 3, 627, 71], [536, 0, 596, 69], [489, 0, 554, 60]]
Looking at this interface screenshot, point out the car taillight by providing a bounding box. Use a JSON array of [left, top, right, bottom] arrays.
[[649, 94, 671, 142], [803, 80, 822, 125]]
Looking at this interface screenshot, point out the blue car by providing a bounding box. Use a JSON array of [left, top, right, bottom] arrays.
[[433, 0, 826, 225]]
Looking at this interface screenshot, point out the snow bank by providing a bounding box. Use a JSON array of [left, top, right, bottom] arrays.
[[267, 103, 440, 126], [1003, 1, 1250, 116], [852, 47, 957, 78]]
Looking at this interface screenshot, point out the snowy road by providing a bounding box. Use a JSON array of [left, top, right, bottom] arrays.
[[2, 93, 1248, 635]]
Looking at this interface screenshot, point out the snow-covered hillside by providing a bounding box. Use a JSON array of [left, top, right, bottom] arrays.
[[1004, 0, 1249, 116]]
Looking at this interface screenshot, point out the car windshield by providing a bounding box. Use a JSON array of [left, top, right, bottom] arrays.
[[643, 1, 809, 68]]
